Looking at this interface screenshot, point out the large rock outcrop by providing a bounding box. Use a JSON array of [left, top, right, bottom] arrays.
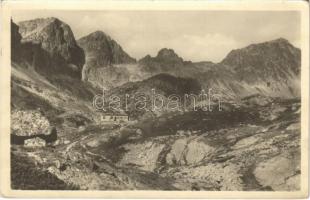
[[78, 31, 135, 66], [17, 17, 85, 78]]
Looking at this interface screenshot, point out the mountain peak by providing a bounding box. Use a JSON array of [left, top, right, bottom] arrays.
[[221, 38, 299, 63], [155, 48, 183, 63], [268, 37, 290, 44], [18, 17, 63, 32], [19, 17, 56, 23], [77, 30, 136, 87], [43, 17, 59, 23], [157, 48, 179, 58], [243, 38, 295, 51], [80, 30, 112, 41], [220, 37, 301, 85], [16, 18, 85, 78], [18, 17, 74, 42], [78, 30, 136, 66]]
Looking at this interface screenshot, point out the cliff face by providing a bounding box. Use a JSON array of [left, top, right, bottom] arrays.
[[78, 31, 135, 66], [77, 31, 136, 89], [11, 20, 22, 61], [17, 18, 85, 78]]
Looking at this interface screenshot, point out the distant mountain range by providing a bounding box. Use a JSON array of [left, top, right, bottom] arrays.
[[11, 17, 301, 99]]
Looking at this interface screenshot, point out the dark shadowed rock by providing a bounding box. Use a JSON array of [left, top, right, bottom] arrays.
[[11, 20, 22, 61]]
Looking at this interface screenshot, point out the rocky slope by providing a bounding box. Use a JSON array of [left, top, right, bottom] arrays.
[[77, 31, 136, 89], [11, 97, 300, 190], [92, 98, 300, 191]]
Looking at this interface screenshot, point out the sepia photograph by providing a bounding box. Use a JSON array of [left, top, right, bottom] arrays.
[[0, 0, 309, 198]]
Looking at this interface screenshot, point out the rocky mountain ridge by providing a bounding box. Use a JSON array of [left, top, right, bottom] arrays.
[[13, 17, 301, 99]]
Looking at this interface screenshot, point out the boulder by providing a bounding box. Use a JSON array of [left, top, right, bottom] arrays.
[[24, 137, 46, 147], [11, 110, 50, 136]]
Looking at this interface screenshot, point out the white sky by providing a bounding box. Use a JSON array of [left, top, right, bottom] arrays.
[[12, 10, 301, 62]]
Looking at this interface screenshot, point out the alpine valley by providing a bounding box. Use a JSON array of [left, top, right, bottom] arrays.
[[10, 17, 301, 191]]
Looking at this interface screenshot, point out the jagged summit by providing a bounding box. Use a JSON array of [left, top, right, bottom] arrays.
[[139, 48, 184, 64], [157, 48, 181, 59], [156, 48, 183, 62]]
